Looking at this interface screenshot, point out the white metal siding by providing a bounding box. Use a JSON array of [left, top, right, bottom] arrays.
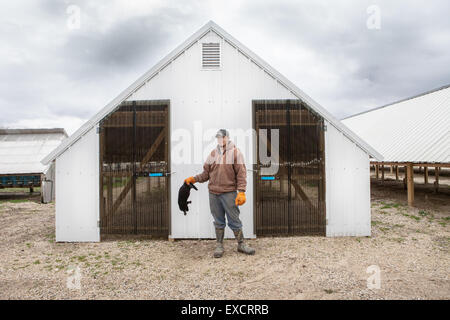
[[343, 85, 450, 163], [0, 132, 66, 175], [43, 21, 381, 167], [42, 161, 55, 203], [325, 121, 371, 237], [129, 31, 296, 239], [55, 127, 100, 242], [52, 25, 374, 241]]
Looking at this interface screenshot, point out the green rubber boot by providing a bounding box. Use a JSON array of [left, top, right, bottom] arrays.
[[213, 228, 225, 258], [233, 229, 255, 255]]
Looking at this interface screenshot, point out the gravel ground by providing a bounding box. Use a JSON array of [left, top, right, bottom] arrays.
[[0, 185, 449, 300]]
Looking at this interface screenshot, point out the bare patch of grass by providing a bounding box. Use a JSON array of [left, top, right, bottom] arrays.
[[390, 237, 406, 243], [402, 213, 421, 221]]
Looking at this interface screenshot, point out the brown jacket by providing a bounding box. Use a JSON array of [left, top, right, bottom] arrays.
[[194, 141, 247, 194]]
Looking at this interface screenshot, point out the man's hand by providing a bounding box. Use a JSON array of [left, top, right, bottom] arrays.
[[235, 192, 246, 206], [184, 177, 196, 185]]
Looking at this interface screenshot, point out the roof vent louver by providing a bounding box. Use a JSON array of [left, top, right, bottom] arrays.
[[202, 42, 220, 69]]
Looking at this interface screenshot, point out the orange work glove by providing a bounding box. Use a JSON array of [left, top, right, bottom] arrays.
[[235, 192, 246, 206], [184, 176, 196, 185]]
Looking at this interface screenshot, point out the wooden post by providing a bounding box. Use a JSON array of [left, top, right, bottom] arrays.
[[406, 164, 414, 206], [390, 165, 393, 174], [403, 166, 407, 190], [381, 165, 385, 184], [375, 164, 379, 180], [424, 167, 428, 185], [434, 167, 440, 193], [395, 166, 399, 181]]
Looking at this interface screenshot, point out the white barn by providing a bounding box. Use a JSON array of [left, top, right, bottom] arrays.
[[0, 128, 67, 203], [343, 84, 450, 206], [42, 21, 382, 242]]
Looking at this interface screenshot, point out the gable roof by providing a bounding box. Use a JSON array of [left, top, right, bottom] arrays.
[[0, 128, 67, 175], [342, 85, 450, 163], [42, 20, 382, 165]]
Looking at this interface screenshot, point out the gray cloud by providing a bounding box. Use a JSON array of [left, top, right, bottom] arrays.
[[0, 1, 204, 131], [237, 0, 450, 117], [0, 0, 449, 133]]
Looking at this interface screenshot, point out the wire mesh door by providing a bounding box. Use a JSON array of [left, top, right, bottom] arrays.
[[254, 100, 326, 236], [99, 100, 170, 238]]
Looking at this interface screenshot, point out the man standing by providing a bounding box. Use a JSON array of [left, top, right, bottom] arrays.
[[184, 129, 255, 258]]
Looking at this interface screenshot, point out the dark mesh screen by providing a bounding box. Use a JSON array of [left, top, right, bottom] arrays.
[[254, 100, 326, 236], [99, 100, 169, 238]]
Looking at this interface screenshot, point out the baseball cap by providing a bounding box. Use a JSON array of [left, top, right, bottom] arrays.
[[215, 129, 229, 138]]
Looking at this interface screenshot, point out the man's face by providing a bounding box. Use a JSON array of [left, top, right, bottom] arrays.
[[217, 135, 228, 146]]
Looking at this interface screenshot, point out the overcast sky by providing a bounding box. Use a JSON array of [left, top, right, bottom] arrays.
[[1, 0, 449, 134]]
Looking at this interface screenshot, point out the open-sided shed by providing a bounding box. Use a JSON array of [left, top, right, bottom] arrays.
[[42, 21, 381, 242], [343, 84, 450, 206], [0, 128, 67, 202]]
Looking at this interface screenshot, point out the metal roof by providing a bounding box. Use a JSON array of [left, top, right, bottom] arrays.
[[42, 20, 382, 165], [342, 85, 450, 163], [0, 128, 67, 175]]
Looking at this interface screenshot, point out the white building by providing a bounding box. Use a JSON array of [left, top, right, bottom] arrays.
[[42, 21, 382, 242], [0, 128, 67, 202], [343, 84, 450, 206]]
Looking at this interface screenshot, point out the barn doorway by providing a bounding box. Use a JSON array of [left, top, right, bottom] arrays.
[[253, 100, 326, 236], [99, 100, 170, 238]]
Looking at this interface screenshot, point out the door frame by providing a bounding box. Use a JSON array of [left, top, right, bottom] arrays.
[[98, 99, 171, 239], [251, 99, 327, 236]]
